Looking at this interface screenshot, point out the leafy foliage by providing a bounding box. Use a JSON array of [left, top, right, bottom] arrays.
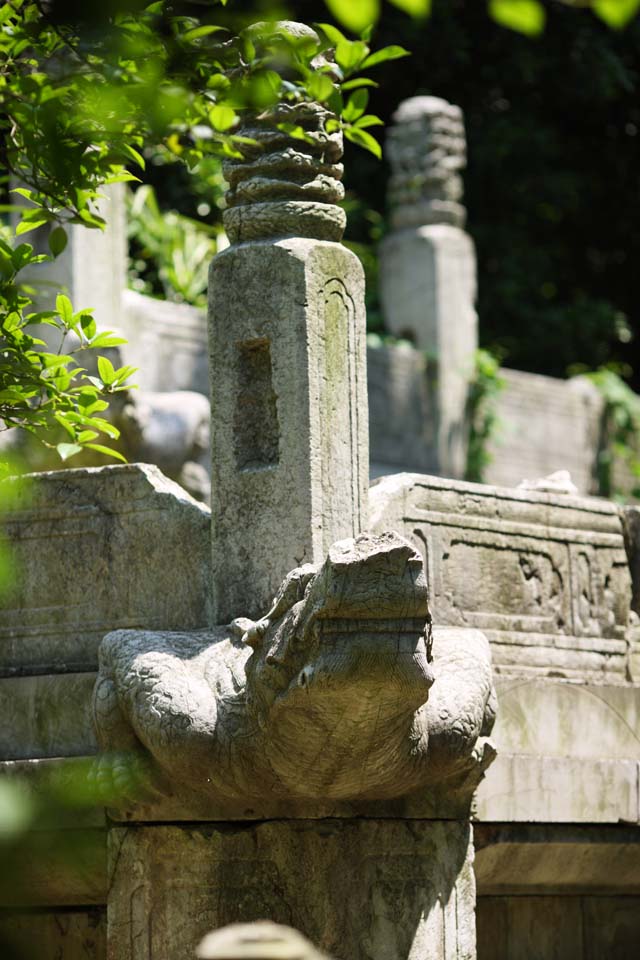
[[127, 185, 221, 306], [465, 349, 505, 483], [0, 229, 133, 464], [585, 367, 640, 499], [0, 0, 414, 469]]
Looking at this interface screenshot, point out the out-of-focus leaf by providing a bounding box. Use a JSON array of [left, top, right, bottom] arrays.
[[387, 0, 432, 18], [324, 0, 380, 36], [56, 442, 83, 461], [489, 0, 546, 36], [593, 0, 640, 29], [48, 226, 68, 256]]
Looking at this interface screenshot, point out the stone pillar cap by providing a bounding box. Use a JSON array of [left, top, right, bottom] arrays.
[[197, 922, 328, 960], [391, 95, 463, 123]]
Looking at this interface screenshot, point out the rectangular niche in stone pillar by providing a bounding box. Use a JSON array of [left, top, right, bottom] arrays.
[[234, 338, 280, 471]]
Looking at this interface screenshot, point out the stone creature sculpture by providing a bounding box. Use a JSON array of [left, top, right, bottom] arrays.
[[93, 531, 496, 806]]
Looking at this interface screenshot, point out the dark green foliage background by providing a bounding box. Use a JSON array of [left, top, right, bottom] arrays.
[[285, 0, 640, 384]]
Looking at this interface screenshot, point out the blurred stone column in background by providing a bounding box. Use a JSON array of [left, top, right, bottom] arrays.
[[379, 96, 478, 479]]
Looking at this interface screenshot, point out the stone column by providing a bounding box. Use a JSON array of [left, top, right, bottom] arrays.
[[208, 89, 368, 622], [11, 182, 127, 334], [379, 96, 478, 479]]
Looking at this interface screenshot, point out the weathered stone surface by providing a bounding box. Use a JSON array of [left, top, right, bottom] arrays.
[[380, 97, 476, 480], [485, 370, 603, 494], [116, 388, 211, 502], [107, 819, 477, 960], [0, 829, 107, 907], [0, 909, 106, 958], [121, 289, 209, 395], [0, 673, 97, 760], [370, 473, 632, 681], [476, 894, 640, 960], [475, 754, 638, 823], [379, 227, 476, 479], [490, 677, 640, 760], [93, 532, 495, 810], [474, 823, 640, 895], [222, 94, 344, 244], [385, 97, 467, 230], [208, 239, 368, 622], [0, 464, 211, 677], [367, 342, 437, 477]]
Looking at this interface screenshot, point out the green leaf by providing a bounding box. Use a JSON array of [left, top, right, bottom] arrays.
[[122, 144, 146, 170], [324, 0, 380, 34], [15, 218, 50, 236], [54, 412, 76, 438], [335, 39, 368, 73], [89, 333, 128, 348], [48, 226, 68, 257], [85, 443, 127, 463], [344, 125, 382, 158], [354, 114, 384, 128], [361, 45, 411, 70], [343, 89, 369, 122], [57, 442, 83, 461], [97, 356, 116, 385], [341, 77, 379, 90], [316, 23, 349, 46], [308, 72, 335, 102], [81, 314, 97, 340], [11, 187, 40, 203], [182, 24, 225, 41], [209, 104, 237, 132], [593, 0, 640, 29], [488, 0, 546, 36], [56, 294, 73, 326], [388, 0, 432, 16]]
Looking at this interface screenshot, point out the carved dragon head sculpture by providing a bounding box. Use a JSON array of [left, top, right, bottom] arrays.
[[94, 531, 494, 807], [227, 532, 437, 799]]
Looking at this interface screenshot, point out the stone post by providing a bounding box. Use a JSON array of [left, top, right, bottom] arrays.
[[379, 96, 478, 479], [11, 182, 127, 334], [208, 60, 368, 622]]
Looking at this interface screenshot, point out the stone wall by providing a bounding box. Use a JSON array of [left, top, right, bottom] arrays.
[[368, 341, 607, 495], [2, 465, 640, 959]]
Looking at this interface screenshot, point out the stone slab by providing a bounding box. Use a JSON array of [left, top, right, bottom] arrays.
[[474, 823, 640, 895], [121, 289, 209, 395], [370, 473, 631, 681], [492, 677, 640, 760], [0, 673, 97, 760], [0, 756, 475, 825], [475, 754, 639, 824], [208, 239, 368, 622], [107, 819, 476, 960], [0, 829, 106, 907], [367, 342, 437, 476], [485, 369, 602, 495], [0, 908, 106, 959], [476, 894, 640, 960], [0, 758, 105, 827], [0, 464, 211, 676]]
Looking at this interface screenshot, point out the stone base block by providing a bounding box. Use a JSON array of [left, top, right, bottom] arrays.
[[107, 819, 476, 960], [0, 908, 106, 960]]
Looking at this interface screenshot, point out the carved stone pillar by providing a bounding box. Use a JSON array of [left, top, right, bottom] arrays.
[[100, 31, 494, 960], [379, 96, 478, 480], [208, 75, 368, 622]]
